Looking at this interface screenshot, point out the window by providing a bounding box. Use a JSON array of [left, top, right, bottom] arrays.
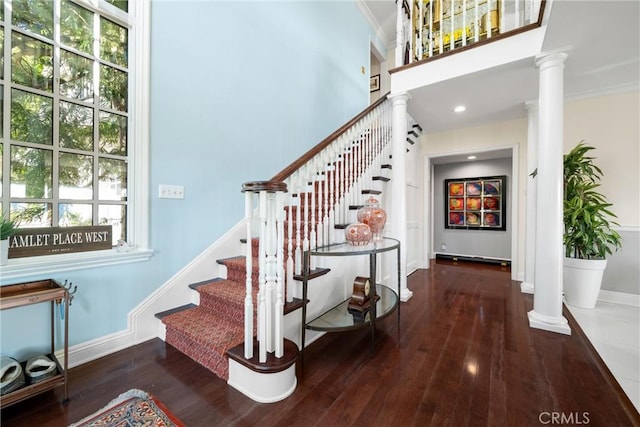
[[1, 0, 151, 278]]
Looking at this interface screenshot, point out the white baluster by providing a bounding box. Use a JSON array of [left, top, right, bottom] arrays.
[[475, 0, 480, 43], [323, 150, 330, 246], [488, 0, 494, 38], [449, 0, 454, 51], [395, 0, 404, 66], [328, 146, 336, 243], [258, 190, 267, 363], [365, 114, 373, 186], [317, 155, 324, 248], [243, 190, 254, 359], [358, 127, 365, 210], [355, 125, 364, 206], [429, 0, 433, 57], [275, 191, 285, 358], [310, 160, 317, 254], [265, 191, 277, 355], [286, 178, 294, 303], [302, 166, 310, 271], [338, 136, 346, 225], [462, 0, 467, 47], [347, 128, 356, 218], [294, 171, 302, 276]]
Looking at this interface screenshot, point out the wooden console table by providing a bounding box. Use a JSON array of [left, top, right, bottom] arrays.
[[0, 279, 69, 408]]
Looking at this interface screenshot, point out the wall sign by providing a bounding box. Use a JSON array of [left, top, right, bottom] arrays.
[[8, 226, 113, 258], [444, 175, 506, 231]]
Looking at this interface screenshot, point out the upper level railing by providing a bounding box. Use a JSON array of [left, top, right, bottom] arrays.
[[399, 0, 545, 66]]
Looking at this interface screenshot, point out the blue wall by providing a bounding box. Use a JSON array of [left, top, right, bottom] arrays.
[[1, 1, 379, 359]]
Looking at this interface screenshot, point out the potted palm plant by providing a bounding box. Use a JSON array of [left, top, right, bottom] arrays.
[[1, 217, 18, 266], [562, 141, 622, 308]]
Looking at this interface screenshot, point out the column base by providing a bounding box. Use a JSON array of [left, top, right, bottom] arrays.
[[400, 288, 413, 302], [520, 281, 535, 294], [528, 310, 571, 335]]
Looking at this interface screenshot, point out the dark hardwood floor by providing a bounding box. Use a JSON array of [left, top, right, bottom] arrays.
[[2, 260, 639, 426]]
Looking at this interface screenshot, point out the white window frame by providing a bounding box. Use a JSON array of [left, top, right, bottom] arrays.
[[0, 0, 152, 281]]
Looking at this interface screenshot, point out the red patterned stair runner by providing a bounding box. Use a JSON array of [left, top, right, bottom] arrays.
[[161, 257, 258, 380]]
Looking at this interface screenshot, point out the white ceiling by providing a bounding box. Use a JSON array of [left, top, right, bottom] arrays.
[[362, 0, 640, 162]]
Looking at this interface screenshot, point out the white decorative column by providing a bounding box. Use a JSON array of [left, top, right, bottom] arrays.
[[528, 53, 571, 335], [521, 101, 538, 294], [389, 92, 412, 301]]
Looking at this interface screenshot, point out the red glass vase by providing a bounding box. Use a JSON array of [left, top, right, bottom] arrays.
[[357, 197, 387, 243], [345, 223, 372, 246]]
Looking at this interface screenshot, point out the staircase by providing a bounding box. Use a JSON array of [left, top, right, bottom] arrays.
[[154, 96, 421, 401], [156, 266, 255, 380]]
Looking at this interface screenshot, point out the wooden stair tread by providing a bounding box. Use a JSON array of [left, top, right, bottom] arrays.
[[284, 297, 307, 315], [216, 255, 247, 265], [155, 303, 197, 320], [373, 176, 390, 182], [226, 338, 298, 374], [188, 277, 225, 290], [293, 267, 331, 281]]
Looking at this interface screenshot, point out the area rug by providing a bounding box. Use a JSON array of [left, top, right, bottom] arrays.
[[69, 388, 185, 427]]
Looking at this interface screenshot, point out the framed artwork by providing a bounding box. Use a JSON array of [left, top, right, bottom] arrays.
[[444, 175, 506, 230], [370, 74, 380, 93]]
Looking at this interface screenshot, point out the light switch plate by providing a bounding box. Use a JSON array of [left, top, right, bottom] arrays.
[[159, 184, 184, 199]]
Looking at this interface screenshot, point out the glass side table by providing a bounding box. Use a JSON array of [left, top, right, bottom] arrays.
[[301, 237, 401, 360]]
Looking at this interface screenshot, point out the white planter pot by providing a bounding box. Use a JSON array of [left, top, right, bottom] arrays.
[[0, 239, 8, 266], [563, 257, 607, 309]]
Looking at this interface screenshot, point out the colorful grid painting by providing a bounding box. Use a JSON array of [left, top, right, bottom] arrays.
[[444, 175, 506, 230]]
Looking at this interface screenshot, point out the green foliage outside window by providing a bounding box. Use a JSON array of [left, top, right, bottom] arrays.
[[1, 0, 130, 246]]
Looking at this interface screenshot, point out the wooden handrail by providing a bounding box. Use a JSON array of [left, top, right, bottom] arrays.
[[271, 92, 391, 182], [242, 181, 288, 193]]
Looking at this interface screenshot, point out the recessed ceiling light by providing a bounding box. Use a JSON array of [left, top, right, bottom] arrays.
[[454, 105, 466, 113], [467, 155, 477, 160]]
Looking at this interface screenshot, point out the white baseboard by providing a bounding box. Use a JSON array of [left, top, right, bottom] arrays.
[[57, 328, 136, 369], [598, 290, 640, 307]]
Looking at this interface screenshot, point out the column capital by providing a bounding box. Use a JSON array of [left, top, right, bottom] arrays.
[[535, 52, 568, 70], [387, 91, 412, 105]]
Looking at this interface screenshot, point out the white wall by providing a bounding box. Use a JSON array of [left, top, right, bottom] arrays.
[[423, 118, 527, 276], [563, 92, 639, 227], [433, 158, 512, 260], [564, 91, 640, 294], [420, 90, 639, 294]]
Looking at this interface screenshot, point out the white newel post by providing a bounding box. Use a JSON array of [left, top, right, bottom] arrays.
[[241, 181, 289, 362], [233, 181, 295, 403], [389, 92, 412, 302], [528, 53, 571, 335], [521, 101, 538, 294]]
